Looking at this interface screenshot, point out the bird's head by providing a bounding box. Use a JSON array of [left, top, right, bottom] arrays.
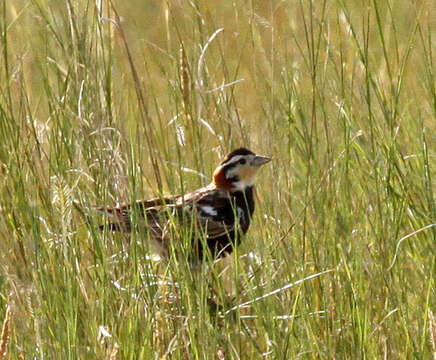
[[213, 148, 271, 191]]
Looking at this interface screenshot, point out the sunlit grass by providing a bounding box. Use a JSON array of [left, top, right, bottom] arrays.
[[0, 0, 435, 358]]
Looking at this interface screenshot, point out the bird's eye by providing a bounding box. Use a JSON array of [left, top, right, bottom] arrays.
[[239, 159, 246, 165]]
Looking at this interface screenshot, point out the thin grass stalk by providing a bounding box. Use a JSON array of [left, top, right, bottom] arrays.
[[109, 0, 163, 192]]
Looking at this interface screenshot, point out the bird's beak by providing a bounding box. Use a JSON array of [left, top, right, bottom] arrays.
[[252, 155, 272, 166]]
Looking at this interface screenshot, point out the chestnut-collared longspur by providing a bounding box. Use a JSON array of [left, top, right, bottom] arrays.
[[97, 148, 271, 261]]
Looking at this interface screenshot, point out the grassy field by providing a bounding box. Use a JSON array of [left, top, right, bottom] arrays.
[[0, 0, 435, 358]]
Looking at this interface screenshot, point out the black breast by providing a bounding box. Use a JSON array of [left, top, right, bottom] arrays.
[[230, 186, 255, 233], [203, 186, 255, 259]]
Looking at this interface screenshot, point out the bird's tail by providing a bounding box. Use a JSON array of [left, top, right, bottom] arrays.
[[74, 200, 131, 232]]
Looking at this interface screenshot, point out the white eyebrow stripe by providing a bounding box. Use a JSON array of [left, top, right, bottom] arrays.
[[221, 155, 243, 167]]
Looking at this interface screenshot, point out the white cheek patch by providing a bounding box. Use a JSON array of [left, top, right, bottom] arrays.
[[225, 167, 237, 180]]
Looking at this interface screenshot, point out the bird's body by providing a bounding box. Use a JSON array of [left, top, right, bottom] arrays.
[[97, 148, 270, 261]]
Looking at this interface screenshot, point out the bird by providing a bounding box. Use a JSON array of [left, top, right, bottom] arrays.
[[96, 148, 271, 262]]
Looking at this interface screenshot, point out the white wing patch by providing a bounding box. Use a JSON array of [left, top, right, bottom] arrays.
[[200, 205, 218, 217]]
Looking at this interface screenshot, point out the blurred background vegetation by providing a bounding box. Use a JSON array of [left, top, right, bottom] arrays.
[[0, 0, 435, 358]]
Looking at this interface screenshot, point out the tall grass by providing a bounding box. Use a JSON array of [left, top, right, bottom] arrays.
[[0, 0, 435, 358]]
